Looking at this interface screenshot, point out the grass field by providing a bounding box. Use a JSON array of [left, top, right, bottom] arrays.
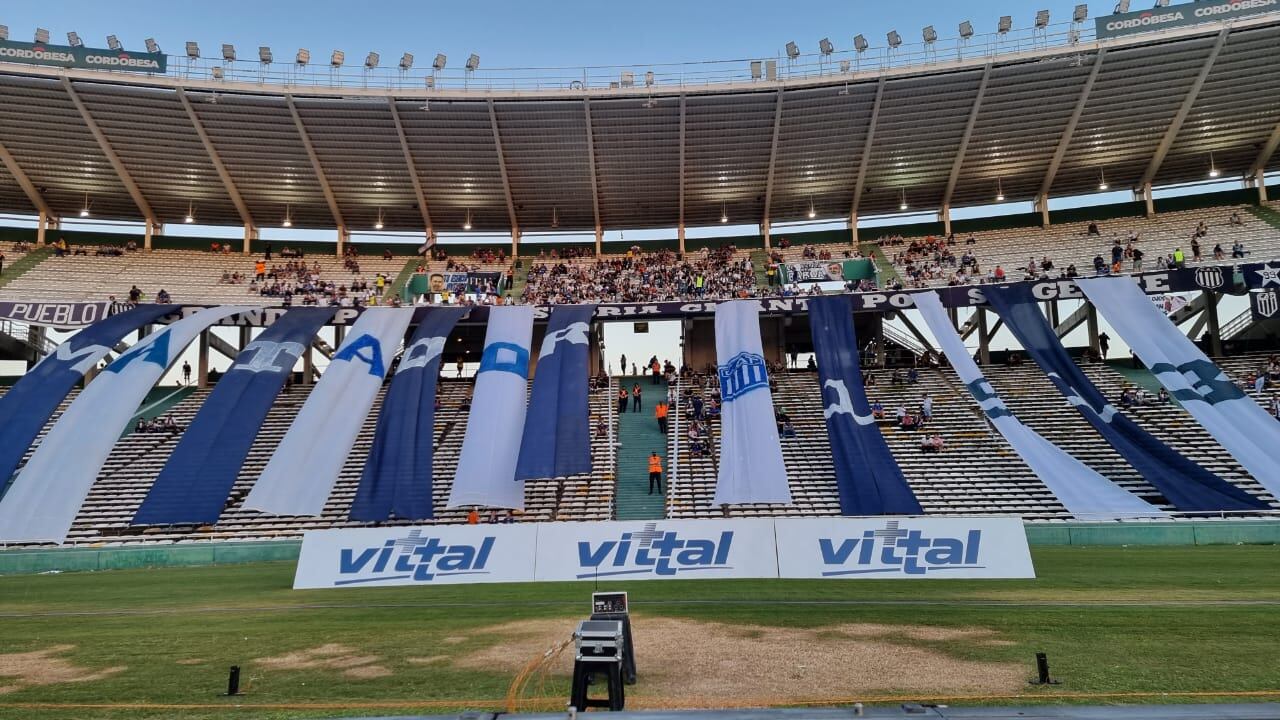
[[1, 545, 1279, 719]]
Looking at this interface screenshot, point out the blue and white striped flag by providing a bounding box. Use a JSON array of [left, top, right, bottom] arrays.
[[714, 300, 790, 506], [244, 307, 414, 517], [516, 305, 596, 481], [448, 305, 535, 510]]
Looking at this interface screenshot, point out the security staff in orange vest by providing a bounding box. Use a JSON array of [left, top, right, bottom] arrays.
[[648, 452, 663, 496], [655, 401, 669, 434]]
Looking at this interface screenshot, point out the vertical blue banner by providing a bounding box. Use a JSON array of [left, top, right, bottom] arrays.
[[515, 305, 597, 481], [983, 283, 1265, 512], [809, 295, 923, 516], [0, 304, 174, 485], [133, 307, 336, 525], [351, 307, 466, 522]]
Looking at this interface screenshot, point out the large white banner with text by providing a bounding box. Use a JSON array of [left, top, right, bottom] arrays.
[[293, 517, 1034, 589]]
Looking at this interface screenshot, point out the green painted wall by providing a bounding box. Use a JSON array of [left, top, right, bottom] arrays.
[[1, 521, 1276, 576]]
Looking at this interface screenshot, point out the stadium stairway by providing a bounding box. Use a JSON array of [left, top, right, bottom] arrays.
[[613, 376, 668, 520], [859, 243, 900, 285], [385, 256, 421, 302], [0, 246, 52, 290]]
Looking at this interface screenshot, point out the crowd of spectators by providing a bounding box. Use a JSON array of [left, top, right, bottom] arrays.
[[522, 245, 758, 304], [229, 259, 391, 307]]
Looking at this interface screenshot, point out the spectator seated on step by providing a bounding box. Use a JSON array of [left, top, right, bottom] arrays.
[[705, 397, 721, 418], [1157, 388, 1171, 405], [780, 420, 796, 439], [900, 412, 918, 431], [871, 400, 885, 420], [920, 434, 945, 453]]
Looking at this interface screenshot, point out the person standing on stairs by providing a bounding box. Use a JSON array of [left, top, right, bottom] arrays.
[[656, 401, 669, 434], [648, 452, 664, 496], [632, 383, 642, 413], [618, 387, 629, 414]]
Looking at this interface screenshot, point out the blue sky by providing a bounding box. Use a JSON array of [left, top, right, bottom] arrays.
[[5, 0, 1112, 69]]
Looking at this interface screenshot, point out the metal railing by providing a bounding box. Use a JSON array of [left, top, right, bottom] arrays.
[[1219, 306, 1256, 340], [0, 318, 56, 357], [56, 22, 1102, 94]]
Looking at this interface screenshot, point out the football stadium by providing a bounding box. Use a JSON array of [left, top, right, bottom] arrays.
[[0, 1, 1279, 718]]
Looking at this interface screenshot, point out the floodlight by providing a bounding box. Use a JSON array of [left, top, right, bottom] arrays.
[[466, 53, 479, 71], [819, 37, 834, 56], [365, 52, 379, 69], [185, 41, 200, 58], [1114, 0, 1131, 12], [854, 34, 869, 52], [331, 50, 345, 67], [399, 52, 413, 70], [998, 16, 1013, 33], [959, 21, 974, 39], [296, 48, 310, 65], [645, 70, 654, 86], [34, 28, 50, 44], [259, 46, 272, 63], [922, 26, 937, 44], [1035, 10, 1050, 29], [67, 32, 83, 47], [0, 26, 7, 42], [145, 38, 160, 54], [221, 44, 236, 61], [621, 70, 635, 87], [785, 41, 799, 60], [887, 30, 902, 49], [1073, 4, 1089, 22], [1154, 0, 1170, 6], [751, 60, 762, 79], [433, 53, 446, 70], [107, 35, 121, 50]]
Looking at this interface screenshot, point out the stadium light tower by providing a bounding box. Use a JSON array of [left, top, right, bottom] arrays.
[[331, 50, 345, 68], [1035, 10, 1050, 29], [67, 32, 83, 48], [365, 52, 380, 69], [959, 21, 974, 39], [1073, 4, 1089, 23], [0, 26, 8, 42], [922, 26, 937, 44], [185, 42, 200, 59], [1114, 0, 1131, 12], [34, 28, 50, 44], [785, 41, 800, 60], [145, 38, 161, 54], [853, 34, 869, 53], [222, 44, 236, 62], [466, 53, 480, 71], [1154, 0, 1171, 7], [819, 38, 834, 56], [296, 49, 310, 65], [107, 35, 121, 50], [399, 53, 414, 71], [259, 46, 273, 63], [433, 53, 447, 71], [887, 30, 902, 49], [998, 16, 1013, 34]]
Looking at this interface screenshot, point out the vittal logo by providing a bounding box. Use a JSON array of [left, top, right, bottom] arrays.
[[818, 521, 983, 576], [576, 522, 733, 578], [335, 529, 495, 585]]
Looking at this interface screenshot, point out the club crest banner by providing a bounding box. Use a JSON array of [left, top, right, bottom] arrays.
[[515, 305, 596, 481], [808, 295, 921, 516], [244, 307, 414, 517], [0, 305, 248, 543], [134, 307, 337, 525], [913, 291, 1161, 519], [713, 300, 790, 505], [983, 283, 1264, 512], [448, 305, 536, 510], [350, 307, 466, 522], [1077, 277, 1280, 500]]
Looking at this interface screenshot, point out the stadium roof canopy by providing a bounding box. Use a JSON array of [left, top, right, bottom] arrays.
[[0, 15, 1278, 236]]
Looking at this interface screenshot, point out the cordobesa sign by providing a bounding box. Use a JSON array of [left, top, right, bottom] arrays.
[[1096, 0, 1279, 39], [0, 40, 167, 73], [0, 266, 1234, 329]]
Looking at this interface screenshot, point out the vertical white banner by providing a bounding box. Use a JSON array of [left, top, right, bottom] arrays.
[[244, 307, 414, 516], [713, 300, 791, 505], [447, 305, 535, 510], [1077, 277, 1280, 500], [0, 306, 249, 543], [913, 292, 1160, 519]]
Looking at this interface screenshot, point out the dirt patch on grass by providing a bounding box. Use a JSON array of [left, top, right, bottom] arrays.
[[0, 644, 124, 694], [455, 617, 1024, 702], [442, 636, 468, 645], [175, 658, 205, 666], [406, 656, 449, 665], [254, 644, 390, 680]]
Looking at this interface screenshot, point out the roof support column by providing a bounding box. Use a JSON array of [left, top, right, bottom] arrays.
[[511, 229, 520, 260], [242, 224, 258, 255], [583, 99, 604, 249], [37, 211, 55, 246], [63, 78, 159, 230], [761, 220, 771, 250], [144, 222, 154, 251], [595, 228, 603, 256], [177, 88, 256, 240], [850, 78, 886, 227], [1039, 49, 1107, 209], [486, 100, 521, 240], [761, 88, 785, 242], [1139, 28, 1230, 191], [941, 64, 992, 213], [284, 95, 348, 252], [386, 98, 435, 241], [678, 94, 687, 255], [0, 137, 55, 221], [849, 213, 859, 246], [1138, 182, 1154, 218], [337, 228, 348, 259], [1247, 118, 1280, 203], [940, 206, 952, 237]]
